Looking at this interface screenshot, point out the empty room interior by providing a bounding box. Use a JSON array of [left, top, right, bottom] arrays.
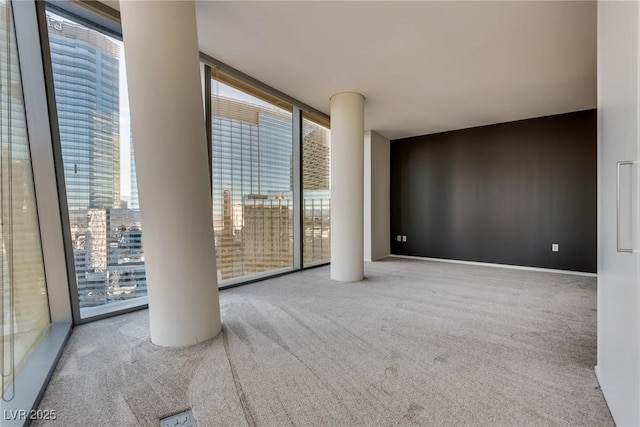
[[1, 0, 639, 426]]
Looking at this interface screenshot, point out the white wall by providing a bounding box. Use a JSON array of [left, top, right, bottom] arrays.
[[364, 131, 390, 261], [597, 1, 640, 425]]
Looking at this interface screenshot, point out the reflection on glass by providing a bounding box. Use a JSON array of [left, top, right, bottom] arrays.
[[302, 117, 331, 265], [1, 0, 50, 397], [45, 10, 146, 315], [211, 79, 293, 283]]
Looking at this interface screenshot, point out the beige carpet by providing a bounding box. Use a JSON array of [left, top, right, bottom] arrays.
[[34, 258, 613, 426]]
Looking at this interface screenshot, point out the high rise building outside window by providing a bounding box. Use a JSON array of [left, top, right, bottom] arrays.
[[302, 117, 331, 265], [211, 79, 294, 282], [45, 9, 146, 316], [44, 5, 331, 307]]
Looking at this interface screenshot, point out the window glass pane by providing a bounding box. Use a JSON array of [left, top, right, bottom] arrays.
[[302, 116, 331, 265], [1, 0, 50, 396], [211, 78, 293, 283], [45, 10, 146, 317]]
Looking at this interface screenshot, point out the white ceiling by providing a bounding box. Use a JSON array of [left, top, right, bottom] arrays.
[[110, 1, 596, 140], [194, 1, 596, 140]]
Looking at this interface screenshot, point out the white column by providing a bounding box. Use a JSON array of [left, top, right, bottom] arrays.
[[120, 1, 221, 347], [330, 92, 365, 281]]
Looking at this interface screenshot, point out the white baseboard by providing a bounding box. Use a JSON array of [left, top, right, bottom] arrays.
[[389, 254, 597, 277], [365, 254, 390, 262]]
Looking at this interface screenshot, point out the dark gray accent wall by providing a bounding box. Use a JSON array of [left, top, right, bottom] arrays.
[[390, 110, 596, 273]]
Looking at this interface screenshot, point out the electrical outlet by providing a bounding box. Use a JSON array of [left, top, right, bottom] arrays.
[[402, 235, 407, 242], [397, 235, 402, 242], [552, 243, 559, 252]]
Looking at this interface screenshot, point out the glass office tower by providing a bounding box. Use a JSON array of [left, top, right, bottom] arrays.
[[46, 12, 146, 313], [210, 80, 332, 282], [211, 87, 294, 281]]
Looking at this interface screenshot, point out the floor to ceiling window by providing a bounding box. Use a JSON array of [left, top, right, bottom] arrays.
[[1, 0, 50, 398], [42, 0, 332, 315], [210, 76, 294, 283], [302, 116, 331, 266], [45, 7, 146, 319]]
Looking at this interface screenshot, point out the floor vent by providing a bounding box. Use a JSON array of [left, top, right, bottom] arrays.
[[160, 409, 198, 427]]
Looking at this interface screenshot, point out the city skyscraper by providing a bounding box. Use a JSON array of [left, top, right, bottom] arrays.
[[302, 120, 331, 264], [46, 12, 329, 302], [210, 89, 331, 279], [211, 94, 294, 279], [46, 12, 146, 309], [47, 14, 121, 210]]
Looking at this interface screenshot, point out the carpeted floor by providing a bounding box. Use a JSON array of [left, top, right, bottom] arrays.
[[33, 258, 613, 426]]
